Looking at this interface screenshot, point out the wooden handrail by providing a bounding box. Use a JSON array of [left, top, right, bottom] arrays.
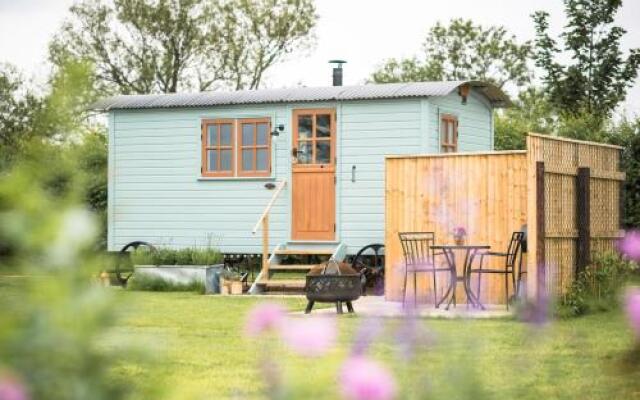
[[252, 179, 287, 234], [253, 179, 287, 278]]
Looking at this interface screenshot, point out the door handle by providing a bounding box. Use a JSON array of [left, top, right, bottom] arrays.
[[351, 165, 356, 182]]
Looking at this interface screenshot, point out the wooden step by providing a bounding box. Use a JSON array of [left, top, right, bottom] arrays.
[[270, 264, 319, 271], [259, 279, 306, 289], [275, 248, 335, 255]]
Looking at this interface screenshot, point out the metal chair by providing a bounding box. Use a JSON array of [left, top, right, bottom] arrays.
[[468, 231, 525, 310], [398, 232, 448, 307]]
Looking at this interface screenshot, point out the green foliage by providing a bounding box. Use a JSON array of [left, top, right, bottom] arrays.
[[127, 274, 205, 293], [50, 0, 317, 93], [617, 122, 640, 228], [371, 18, 532, 88], [219, 270, 243, 281], [533, 0, 640, 120], [0, 164, 136, 399], [130, 246, 223, 266], [494, 87, 556, 150], [0, 64, 45, 168], [557, 252, 638, 317]]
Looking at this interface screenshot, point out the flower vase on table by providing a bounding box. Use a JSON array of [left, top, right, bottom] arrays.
[[453, 226, 467, 246]]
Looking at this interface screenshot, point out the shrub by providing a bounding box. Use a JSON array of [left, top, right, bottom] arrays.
[[129, 246, 223, 266], [127, 274, 205, 293], [557, 252, 639, 317]]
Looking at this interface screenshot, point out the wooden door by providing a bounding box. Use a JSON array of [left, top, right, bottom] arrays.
[[291, 109, 336, 241]]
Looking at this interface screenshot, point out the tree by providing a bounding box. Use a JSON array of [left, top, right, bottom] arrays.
[[494, 87, 555, 150], [50, 0, 317, 94], [533, 0, 640, 120], [371, 19, 532, 88], [0, 64, 44, 167]]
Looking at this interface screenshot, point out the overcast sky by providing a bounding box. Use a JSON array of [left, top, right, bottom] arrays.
[[1, 0, 639, 115]]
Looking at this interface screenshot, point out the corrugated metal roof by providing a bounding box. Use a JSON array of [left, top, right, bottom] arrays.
[[91, 80, 511, 111]]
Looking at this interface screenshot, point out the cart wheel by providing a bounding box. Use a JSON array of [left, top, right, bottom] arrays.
[[116, 241, 156, 287], [351, 244, 385, 295]]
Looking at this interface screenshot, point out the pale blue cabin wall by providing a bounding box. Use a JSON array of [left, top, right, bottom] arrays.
[[108, 90, 494, 254], [108, 103, 295, 253], [337, 99, 424, 251], [427, 89, 494, 152]]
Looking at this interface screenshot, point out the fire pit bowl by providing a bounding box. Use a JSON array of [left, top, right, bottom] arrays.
[[305, 259, 362, 314]]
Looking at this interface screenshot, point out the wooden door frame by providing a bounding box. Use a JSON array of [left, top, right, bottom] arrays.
[[290, 108, 337, 241]]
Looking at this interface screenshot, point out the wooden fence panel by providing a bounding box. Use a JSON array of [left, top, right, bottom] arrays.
[[385, 152, 528, 304]]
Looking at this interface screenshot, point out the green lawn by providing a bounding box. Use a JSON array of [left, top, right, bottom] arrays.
[[97, 290, 640, 400], [2, 276, 639, 399]]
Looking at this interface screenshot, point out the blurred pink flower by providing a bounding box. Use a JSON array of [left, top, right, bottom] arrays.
[[244, 302, 286, 337], [625, 288, 640, 339], [280, 316, 337, 357], [339, 356, 397, 400], [0, 375, 28, 400], [619, 230, 640, 261]]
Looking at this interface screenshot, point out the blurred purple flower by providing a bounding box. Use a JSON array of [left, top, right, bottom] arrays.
[[244, 303, 286, 337], [395, 313, 434, 360], [280, 316, 337, 357], [351, 318, 383, 356], [339, 356, 397, 400], [619, 230, 640, 262], [518, 266, 550, 326], [0, 375, 28, 400], [625, 288, 640, 339]]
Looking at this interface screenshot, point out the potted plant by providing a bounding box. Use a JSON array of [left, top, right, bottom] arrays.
[[452, 226, 467, 245], [219, 270, 244, 295]]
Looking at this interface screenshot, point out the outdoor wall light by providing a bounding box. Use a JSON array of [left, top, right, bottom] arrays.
[[271, 124, 284, 136]]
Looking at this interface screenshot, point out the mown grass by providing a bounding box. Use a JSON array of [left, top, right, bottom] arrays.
[[2, 276, 640, 399]]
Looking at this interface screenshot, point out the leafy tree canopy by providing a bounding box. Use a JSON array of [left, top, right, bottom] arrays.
[[533, 0, 640, 119], [371, 18, 532, 88], [49, 0, 317, 94]]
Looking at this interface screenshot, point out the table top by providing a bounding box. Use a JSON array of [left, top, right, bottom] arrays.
[[431, 244, 491, 250]]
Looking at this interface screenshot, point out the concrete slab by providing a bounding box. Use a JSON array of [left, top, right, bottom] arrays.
[[290, 295, 513, 319]]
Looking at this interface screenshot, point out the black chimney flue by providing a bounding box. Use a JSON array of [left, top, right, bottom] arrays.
[[329, 60, 346, 86]]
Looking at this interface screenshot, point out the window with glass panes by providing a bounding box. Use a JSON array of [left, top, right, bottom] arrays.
[[201, 118, 271, 178], [238, 119, 271, 177], [294, 111, 334, 166], [440, 114, 458, 153], [201, 119, 234, 177]]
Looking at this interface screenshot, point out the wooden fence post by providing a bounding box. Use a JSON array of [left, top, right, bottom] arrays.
[[536, 161, 546, 300], [576, 167, 591, 275]]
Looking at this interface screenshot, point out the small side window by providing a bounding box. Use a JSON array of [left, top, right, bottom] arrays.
[[440, 115, 458, 153]]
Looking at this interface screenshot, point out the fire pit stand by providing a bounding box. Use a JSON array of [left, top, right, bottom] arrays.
[[305, 259, 362, 314]]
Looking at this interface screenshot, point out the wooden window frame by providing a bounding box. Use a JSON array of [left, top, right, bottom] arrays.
[[292, 109, 336, 173], [201, 119, 235, 177], [440, 114, 458, 153], [237, 118, 272, 177]]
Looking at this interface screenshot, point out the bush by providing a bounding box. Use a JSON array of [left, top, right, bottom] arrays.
[[127, 274, 205, 293], [557, 252, 639, 317], [129, 246, 223, 266]]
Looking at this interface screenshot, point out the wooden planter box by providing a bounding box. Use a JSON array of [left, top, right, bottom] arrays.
[[220, 278, 244, 295]]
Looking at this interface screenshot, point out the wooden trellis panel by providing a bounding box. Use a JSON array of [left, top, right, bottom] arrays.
[[526, 134, 624, 299]]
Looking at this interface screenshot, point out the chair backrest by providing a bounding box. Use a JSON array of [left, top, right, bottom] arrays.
[[398, 232, 435, 268], [506, 231, 525, 267]]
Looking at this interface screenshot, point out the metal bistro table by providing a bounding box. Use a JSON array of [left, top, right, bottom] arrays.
[[431, 244, 490, 310]]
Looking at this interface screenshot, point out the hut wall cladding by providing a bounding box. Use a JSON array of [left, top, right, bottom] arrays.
[[526, 134, 625, 299], [385, 151, 528, 304]]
